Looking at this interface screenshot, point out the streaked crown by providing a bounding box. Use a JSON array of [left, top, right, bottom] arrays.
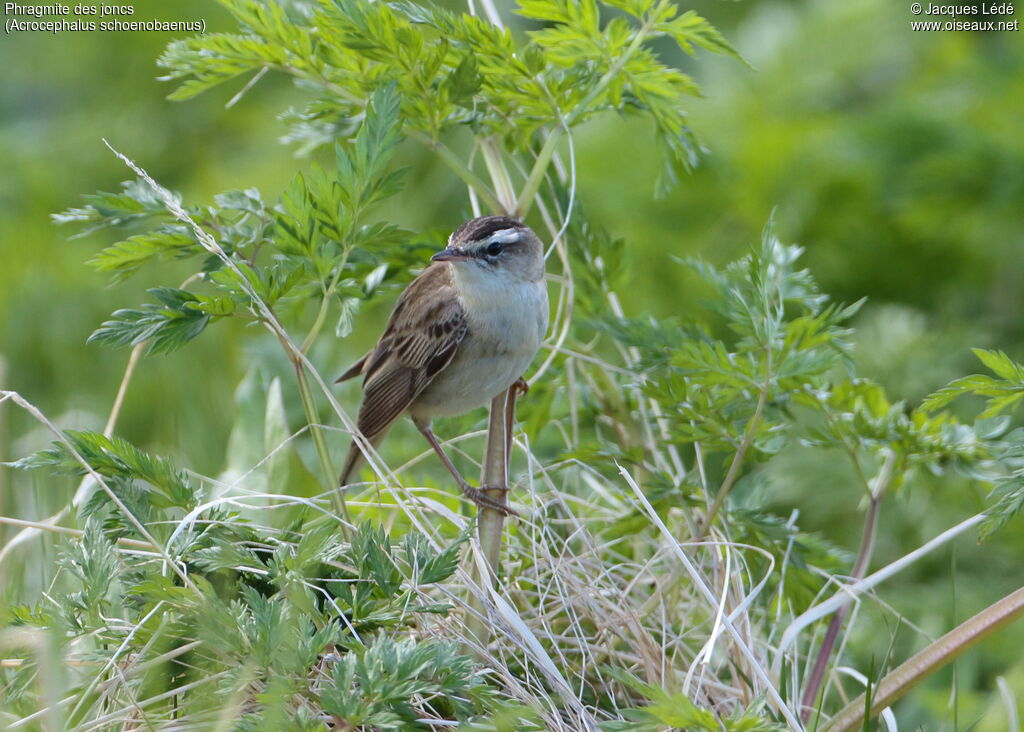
[[449, 215, 525, 247], [442, 215, 545, 282]]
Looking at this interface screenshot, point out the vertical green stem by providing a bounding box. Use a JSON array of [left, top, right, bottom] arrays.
[[696, 382, 768, 538], [300, 252, 350, 355], [515, 128, 562, 217], [293, 359, 351, 537], [404, 128, 504, 213], [480, 138, 517, 213]]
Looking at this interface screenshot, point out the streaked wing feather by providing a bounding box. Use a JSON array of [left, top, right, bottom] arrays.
[[335, 351, 369, 383], [357, 368, 424, 438], [354, 263, 467, 439]]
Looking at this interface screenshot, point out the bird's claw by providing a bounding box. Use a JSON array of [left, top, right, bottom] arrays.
[[512, 377, 529, 396], [462, 483, 520, 517]]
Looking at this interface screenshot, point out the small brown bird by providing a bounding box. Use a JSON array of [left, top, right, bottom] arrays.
[[336, 215, 549, 512]]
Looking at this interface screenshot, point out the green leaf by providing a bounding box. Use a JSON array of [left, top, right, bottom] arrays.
[[922, 351, 1024, 417], [658, 10, 746, 64], [158, 32, 286, 101], [57, 519, 122, 629], [973, 348, 1024, 383], [88, 227, 200, 282], [602, 667, 719, 730], [351, 523, 402, 597], [920, 375, 997, 412], [336, 83, 405, 215], [644, 692, 719, 729], [599, 0, 656, 20], [10, 430, 196, 510], [88, 287, 227, 355], [53, 179, 174, 231], [446, 53, 482, 106], [335, 296, 361, 338], [979, 433, 1024, 540], [403, 522, 472, 585], [319, 637, 483, 728]]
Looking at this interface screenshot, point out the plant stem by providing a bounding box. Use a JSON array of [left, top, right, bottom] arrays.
[[480, 138, 517, 212], [801, 449, 898, 721], [696, 382, 768, 538], [292, 359, 351, 536], [464, 390, 512, 652], [774, 513, 986, 678], [404, 128, 505, 213], [825, 584, 1024, 732], [301, 291, 335, 355], [515, 18, 654, 216], [515, 128, 562, 217], [301, 251, 351, 355]]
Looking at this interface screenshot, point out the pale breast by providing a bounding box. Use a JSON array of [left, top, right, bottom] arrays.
[[410, 277, 548, 420]]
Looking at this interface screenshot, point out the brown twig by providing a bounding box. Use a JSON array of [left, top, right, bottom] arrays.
[[825, 584, 1024, 732]]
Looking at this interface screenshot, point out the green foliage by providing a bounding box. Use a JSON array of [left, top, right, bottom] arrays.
[[568, 214, 631, 318], [922, 348, 1024, 417], [156, 0, 739, 192], [55, 84, 414, 361], [3, 489, 485, 726], [625, 221, 862, 459], [977, 433, 1024, 540], [601, 668, 783, 731], [88, 286, 234, 355], [587, 220, 1023, 546], [320, 636, 491, 729], [11, 429, 198, 513], [51, 178, 175, 231], [56, 520, 122, 632], [11, 0, 1024, 728], [87, 227, 202, 282], [921, 348, 1024, 538]]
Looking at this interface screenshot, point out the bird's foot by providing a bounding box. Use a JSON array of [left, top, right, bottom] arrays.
[[462, 483, 520, 517], [512, 377, 529, 396]]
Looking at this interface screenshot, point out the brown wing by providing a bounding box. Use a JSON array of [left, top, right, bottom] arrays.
[[335, 352, 368, 383], [348, 263, 468, 441]]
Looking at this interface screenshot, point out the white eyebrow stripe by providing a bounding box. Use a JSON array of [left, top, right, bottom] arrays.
[[485, 229, 522, 245]]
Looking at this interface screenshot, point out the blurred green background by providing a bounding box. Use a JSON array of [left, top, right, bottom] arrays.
[[2, 0, 1023, 727]]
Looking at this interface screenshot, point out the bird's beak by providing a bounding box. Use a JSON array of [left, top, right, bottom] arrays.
[[432, 247, 472, 262]]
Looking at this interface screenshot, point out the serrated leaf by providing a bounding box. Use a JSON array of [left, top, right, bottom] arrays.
[[973, 348, 1024, 383], [88, 228, 199, 281], [659, 10, 746, 64], [11, 430, 196, 510], [336, 83, 405, 215], [599, 0, 655, 19], [446, 53, 482, 106], [87, 288, 227, 355]]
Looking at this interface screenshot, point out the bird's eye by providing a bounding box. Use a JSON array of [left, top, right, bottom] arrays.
[[486, 241, 503, 256]]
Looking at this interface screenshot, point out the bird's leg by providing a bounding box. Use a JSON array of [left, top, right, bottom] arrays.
[[475, 378, 529, 511], [503, 377, 529, 460], [416, 422, 518, 517]]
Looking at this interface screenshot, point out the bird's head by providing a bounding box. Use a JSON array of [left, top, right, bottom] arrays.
[[432, 216, 545, 283]]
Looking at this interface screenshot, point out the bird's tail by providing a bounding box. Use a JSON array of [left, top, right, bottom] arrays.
[[338, 431, 387, 487], [338, 441, 365, 487]]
